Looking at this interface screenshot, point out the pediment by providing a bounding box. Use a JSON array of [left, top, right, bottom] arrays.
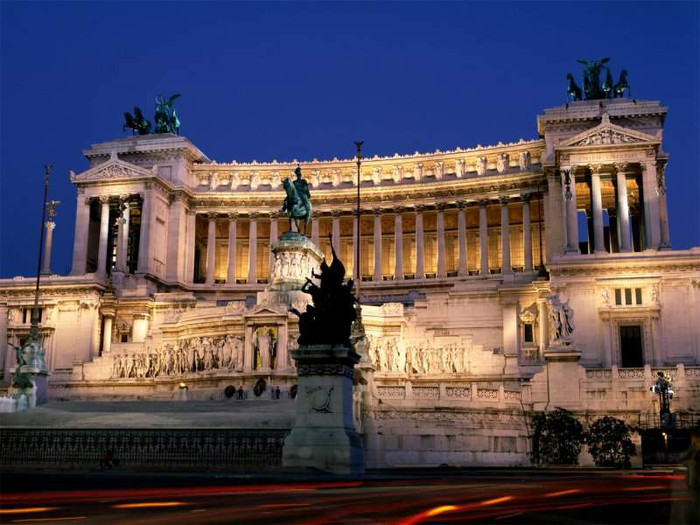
[[70, 157, 153, 183], [559, 114, 659, 149], [246, 304, 287, 318]]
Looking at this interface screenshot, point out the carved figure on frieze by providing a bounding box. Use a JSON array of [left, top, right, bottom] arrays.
[[291, 233, 357, 347]]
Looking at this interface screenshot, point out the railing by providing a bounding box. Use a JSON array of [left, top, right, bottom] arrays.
[[377, 383, 521, 404], [0, 428, 288, 470]]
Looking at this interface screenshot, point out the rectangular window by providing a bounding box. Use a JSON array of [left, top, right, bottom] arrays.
[[635, 288, 642, 305], [625, 288, 632, 305], [524, 324, 534, 343], [615, 289, 622, 306]]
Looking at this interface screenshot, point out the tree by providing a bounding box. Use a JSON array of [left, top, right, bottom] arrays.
[[586, 416, 636, 468], [532, 408, 585, 465]]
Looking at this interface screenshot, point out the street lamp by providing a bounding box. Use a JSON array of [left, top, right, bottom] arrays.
[[650, 371, 675, 428]]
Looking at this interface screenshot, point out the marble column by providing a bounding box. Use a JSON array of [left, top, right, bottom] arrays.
[[500, 197, 512, 275], [642, 160, 662, 249], [276, 323, 288, 371], [244, 324, 254, 372], [269, 212, 279, 280], [185, 210, 197, 283], [394, 207, 403, 280], [118, 200, 131, 273], [479, 200, 489, 276], [96, 196, 111, 276], [311, 212, 320, 246], [248, 213, 258, 284], [205, 213, 217, 285], [415, 206, 425, 279], [436, 204, 447, 278], [590, 165, 606, 253], [457, 201, 467, 276], [373, 209, 382, 281], [656, 163, 672, 249], [562, 167, 580, 254], [137, 190, 152, 274], [615, 164, 632, 252], [522, 194, 533, 272], [41, 221, 56, 275], [70, 194, 91, 275], [227, 213, 238, 284], [101, 312, 114, 355]]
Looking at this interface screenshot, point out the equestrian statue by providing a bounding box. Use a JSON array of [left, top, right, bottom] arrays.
[[281, 166, 312, 235]]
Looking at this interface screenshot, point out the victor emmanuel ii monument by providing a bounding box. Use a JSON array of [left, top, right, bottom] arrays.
[[1, 61, 699, 469]]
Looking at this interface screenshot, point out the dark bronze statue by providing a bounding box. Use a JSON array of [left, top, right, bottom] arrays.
[[291, 234, 357, 347], [577, 57, 610, 99], [614, 69, 630, 98], [566, 59, 630, 102], [602, 68, 614, 99], [281, 166, 312, 235], [154, 94, 181, 135], [123, 107, 152, 135], [566, 73, 582, 101]]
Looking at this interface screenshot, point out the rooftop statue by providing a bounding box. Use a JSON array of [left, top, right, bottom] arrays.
[[154, 94, 181, 135], [566, 58, 630, 101], [281, 166, 312, 235], [291, 233, 357, 347], [123, 106, 152, 135]]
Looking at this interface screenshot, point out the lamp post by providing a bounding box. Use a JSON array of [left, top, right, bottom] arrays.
[[650, 371, 674, 428], [354, 141, 363, 291], [29, 165, 52, 345]]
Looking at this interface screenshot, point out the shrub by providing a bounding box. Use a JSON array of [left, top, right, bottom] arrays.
[[586, 416, 635, 468], [532, 408, 585, 465]]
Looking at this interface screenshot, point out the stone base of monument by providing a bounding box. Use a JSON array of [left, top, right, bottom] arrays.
[[541, 341, 583, 409], [282, 344, 364, 475]]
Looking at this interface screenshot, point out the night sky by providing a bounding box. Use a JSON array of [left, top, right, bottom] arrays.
[[1, 1, 698, 278]]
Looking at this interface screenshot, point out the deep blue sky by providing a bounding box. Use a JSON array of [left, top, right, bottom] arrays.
[[1, 1, 698, 278]]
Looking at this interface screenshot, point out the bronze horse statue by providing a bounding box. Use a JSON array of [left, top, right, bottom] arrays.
[[566, 73, 582, 101], [123, 107, 151, 135], [281, 178, 312, 235], [614, 69, 630, 98]]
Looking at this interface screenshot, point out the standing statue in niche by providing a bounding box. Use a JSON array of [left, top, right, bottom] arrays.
[[547, 294, 575, 343], [281, 166, 312, 235], [290, 234, 357, 347]]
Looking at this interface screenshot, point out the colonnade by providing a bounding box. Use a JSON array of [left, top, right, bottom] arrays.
[[193, 195, 540, 285], [561, 162, 670, 254]]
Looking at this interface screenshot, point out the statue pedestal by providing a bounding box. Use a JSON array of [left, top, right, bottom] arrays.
[[257, 232, 323, 311], [282, 344, 364, 475], [11, 336, 50, 410], [542, 342, 583, 410]]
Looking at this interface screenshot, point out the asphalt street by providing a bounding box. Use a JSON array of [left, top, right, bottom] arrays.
[[1, 469, 697, 524]]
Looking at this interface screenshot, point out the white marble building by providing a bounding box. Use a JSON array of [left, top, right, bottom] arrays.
[[1, 97, 699, 467]]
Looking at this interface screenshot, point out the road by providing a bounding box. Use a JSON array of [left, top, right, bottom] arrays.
[[1, 469, 697, 524]]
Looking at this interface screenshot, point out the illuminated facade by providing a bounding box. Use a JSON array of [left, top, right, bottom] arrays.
[[1, 97, 699, 466]]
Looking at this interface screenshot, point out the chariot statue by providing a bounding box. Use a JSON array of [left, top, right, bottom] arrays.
[[566, 58, 630, 101], [154, 94, 181, 135], [123, 106, 152, 135], [281, 166, 312, 235]]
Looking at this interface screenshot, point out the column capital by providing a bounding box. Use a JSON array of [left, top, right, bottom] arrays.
[[498, 196, 510, 206], [84, 196, 93, 206], [393, 205, 406, 215], [331, 209, 342, 218], [590, 164, 606, 176], [45, 221, 56, 231], [98, 195, 111, 204], [456, 200, 467, 209], [521, 193, 533, 204], [613, 162, 633, 174], [435, 202, 447, 212], [206, 212, 219, 222], [228, 211, 238, 221], [414, 204, 426, 213], [249, 212, 259, 220], [477, 198, 490, 207], [372, 207, 382, 216], [269, 211, 280, 220]]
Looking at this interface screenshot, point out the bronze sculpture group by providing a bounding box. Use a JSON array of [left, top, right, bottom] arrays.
[[291, 234, 357, 347], [124, 94, 181, 135], [567, 58, 630, 101]]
